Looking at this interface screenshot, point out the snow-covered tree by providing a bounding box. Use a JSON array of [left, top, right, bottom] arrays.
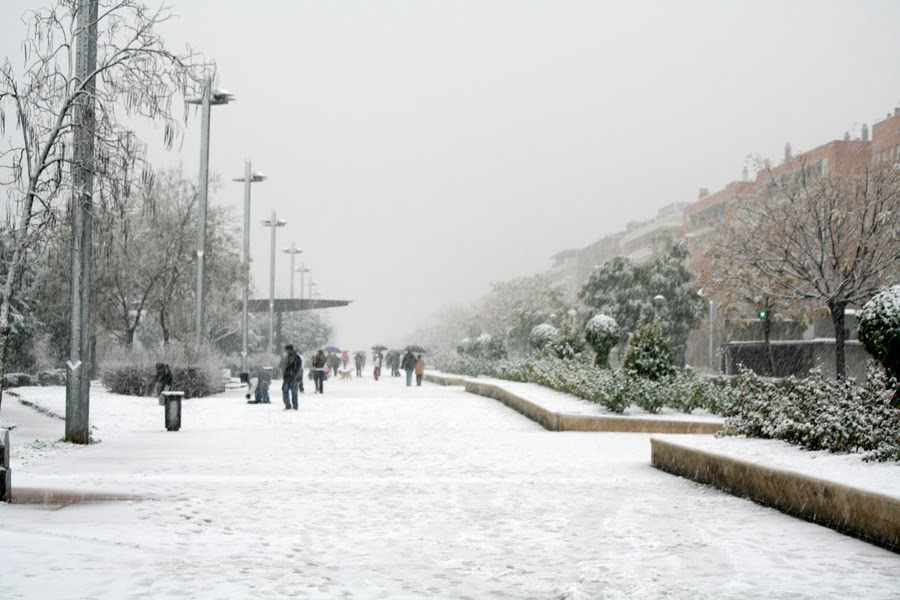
[[716, 156, 900, 379], [584, 314, 618, 368], [529, 323, 558, 352], [579, 238, 703, 358], [0, 0, 208, 409], [858, 284, 900, 383]]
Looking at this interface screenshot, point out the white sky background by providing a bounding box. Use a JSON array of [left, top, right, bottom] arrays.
[[2, 0, 900, 352]]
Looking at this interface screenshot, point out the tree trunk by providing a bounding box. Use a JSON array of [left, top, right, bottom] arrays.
[[829, 300, 847, 380], [160, 307, 169, 345]]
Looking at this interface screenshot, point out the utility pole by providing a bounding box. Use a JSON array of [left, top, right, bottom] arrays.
[[65, 0, 98, 444]]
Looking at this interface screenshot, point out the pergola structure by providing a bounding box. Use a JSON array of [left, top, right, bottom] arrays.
[[243, 298, 352, 350]]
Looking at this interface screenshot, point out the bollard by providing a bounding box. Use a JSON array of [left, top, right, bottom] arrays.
[[0, 429, 10, 502], [162, 391, 184, 431]]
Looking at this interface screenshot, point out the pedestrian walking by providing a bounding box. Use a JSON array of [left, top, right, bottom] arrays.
[[373, 350, 383, 381], [312, 349, 327, 393], [415, 354, 426, 387], [390, 351, 401, 377], [296, 351, 305, 394], [280, 345, 303, 410], [401, 349, 416, 387], [341, 350, 350, 369], [331, 353, 340, 377], [354, 351, 366, 378]]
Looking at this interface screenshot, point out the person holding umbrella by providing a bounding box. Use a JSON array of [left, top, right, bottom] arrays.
[[401, 348, 416, 387], [354, 351, 366, 377]]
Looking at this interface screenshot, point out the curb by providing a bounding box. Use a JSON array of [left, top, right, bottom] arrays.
[[650, 437, 900, 553], [426, 373, 722, 434]]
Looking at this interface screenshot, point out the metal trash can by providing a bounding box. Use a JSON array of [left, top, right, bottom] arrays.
[[161, 391, 184, 431]]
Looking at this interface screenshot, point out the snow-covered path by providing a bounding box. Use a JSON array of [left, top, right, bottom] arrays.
[[2, 377, 897, 599]]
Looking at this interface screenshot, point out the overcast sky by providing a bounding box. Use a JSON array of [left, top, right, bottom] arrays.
[[3, 0, 900, 352]]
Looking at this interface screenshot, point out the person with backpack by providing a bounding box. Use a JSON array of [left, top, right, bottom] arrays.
[[401, 349, 416, 387], [281, 344, 302, 410]]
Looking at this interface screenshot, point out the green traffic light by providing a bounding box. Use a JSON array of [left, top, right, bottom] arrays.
[[758, 311, 767, 319]]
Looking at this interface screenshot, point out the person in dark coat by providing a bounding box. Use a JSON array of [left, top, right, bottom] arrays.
[[281, 344, 302, 410], [372, 351, 383, 381], [312, 349, 327, 393], [354, 351, 366, 377], [401, 349, 416, 386]]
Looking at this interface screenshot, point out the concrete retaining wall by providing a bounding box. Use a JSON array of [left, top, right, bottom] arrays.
[[651, 437, 900, 552], [426, 372, 722, 434]]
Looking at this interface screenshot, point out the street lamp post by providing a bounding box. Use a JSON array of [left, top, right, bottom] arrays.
[[232, 161, 266, 373], [307, 278, 316, 305], [262, 213, 287, 353], [296, 264, 310, 308], [283, 244, 303, 299], [187, 78, 234, 344]]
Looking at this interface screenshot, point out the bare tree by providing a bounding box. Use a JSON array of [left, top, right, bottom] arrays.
[[0, 0, 209, 409], [718, 157, 900, 378]]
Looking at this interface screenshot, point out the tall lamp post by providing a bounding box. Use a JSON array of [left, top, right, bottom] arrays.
[[307, 279, 316, 305], [283, 244, 303, 299], [262, 213, 287, 353], [232, 161, 266, 373], [187, 78, 234, 344], [296, 264, 310, 307]]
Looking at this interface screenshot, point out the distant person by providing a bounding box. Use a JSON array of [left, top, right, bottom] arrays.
[[372, 350, 383, 381], [296, 350, 305, 394], [154, 362, 173, 403], [354, 351, 366, 378], [242, 367, 272, 404], [331, 353, 340, 377], [312, 349, 327, 393], [281, 344, 302, 410], [390, 351, 401, 377], [341, 350, 349, 369], [415, 354, 426, 387], [401, 349, 416, 387]]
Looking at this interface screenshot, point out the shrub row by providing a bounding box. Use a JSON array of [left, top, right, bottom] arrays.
[[721, 367, 900, 462], [100, 344, 226, 399], [1, 369, 67, 388], [434, 354, 731, 415]]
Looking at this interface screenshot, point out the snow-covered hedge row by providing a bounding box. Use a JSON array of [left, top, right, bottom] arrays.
[[435, 355, 730, 415], [101, 344, 226, 399], [1, 369, 66, 388], [721, 367, 900, 462]]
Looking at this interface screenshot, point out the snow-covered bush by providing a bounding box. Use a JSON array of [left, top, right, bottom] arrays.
[[858, 284, 900, 382], [101, 343, 226, 399], [456, 334, 508, 360], [528, 323, 558, 351], [584, 314, 619, 368], [721, 366, 900, 461], [435, 354, 730, 415], [546, 324, 587, 361], [622, 319, 674, 381]]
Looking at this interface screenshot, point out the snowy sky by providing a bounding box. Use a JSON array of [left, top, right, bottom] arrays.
[[2, 0, 900, 352]]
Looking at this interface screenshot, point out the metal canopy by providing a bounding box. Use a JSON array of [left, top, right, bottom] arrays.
[[243, 298, 352, 313]]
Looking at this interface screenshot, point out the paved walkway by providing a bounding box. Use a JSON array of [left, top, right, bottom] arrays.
[[1, 377, 897, 599]]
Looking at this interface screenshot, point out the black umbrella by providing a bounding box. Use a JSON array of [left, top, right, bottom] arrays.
[[371, 344, 388, 352], [404, 345, 427, 353]]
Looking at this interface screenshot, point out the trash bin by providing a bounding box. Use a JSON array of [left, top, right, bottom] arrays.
[[161, 391, 184, 431]]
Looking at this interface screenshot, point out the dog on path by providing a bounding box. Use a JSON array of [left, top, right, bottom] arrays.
[[338, 369, 353, 380]]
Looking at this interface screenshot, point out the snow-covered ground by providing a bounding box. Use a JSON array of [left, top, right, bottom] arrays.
[[1, 374, 898, 599]]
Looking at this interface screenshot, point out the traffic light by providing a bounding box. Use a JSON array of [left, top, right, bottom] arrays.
[[758, 310, 768, 319]]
